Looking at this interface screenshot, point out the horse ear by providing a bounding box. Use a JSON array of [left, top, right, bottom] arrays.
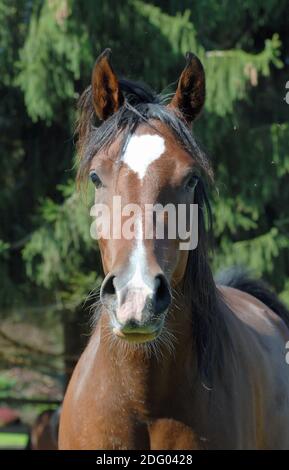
[[169, 52, 205, 125], [91, 48, 124, 121]]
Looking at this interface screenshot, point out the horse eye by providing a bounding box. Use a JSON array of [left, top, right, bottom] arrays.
[[89, 171, 103, 188], [185, 175, 199, 191]]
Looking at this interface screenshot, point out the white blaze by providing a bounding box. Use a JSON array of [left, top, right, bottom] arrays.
[[114, 133, 164, 323], [122, 134, 165, 179], [129, 217, 150, 289], [116, 217, 153, 323]]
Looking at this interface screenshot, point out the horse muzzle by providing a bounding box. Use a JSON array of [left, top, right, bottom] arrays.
[[100, 272, 171, 343]]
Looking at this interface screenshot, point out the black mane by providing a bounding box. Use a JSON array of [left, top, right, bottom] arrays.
[[118, 78, 160, 105], [77, 79, 233, 383]]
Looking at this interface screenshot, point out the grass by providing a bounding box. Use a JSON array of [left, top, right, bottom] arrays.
[[0, 432, 28, 449]]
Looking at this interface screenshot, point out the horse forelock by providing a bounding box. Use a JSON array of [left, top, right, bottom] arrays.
[[75, 79, 213, 185]]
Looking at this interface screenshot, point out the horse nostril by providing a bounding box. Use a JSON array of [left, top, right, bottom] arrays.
[[153, 274, 171, 315], [100, 273, 116, 304]]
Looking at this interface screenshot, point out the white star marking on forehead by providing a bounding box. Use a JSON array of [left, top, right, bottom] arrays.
[[122, 134, 165, 179]]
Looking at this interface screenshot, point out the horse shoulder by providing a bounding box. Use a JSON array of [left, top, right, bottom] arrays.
[[218, 285, 289, 449]]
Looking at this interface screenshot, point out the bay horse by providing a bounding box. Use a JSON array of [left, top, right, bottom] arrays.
[[26, 409, 60, 450], [59, 49, 289, 449]]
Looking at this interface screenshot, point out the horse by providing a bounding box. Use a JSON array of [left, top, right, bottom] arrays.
[[59, 49, 289, 449], [26, 408, 60, 450]]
